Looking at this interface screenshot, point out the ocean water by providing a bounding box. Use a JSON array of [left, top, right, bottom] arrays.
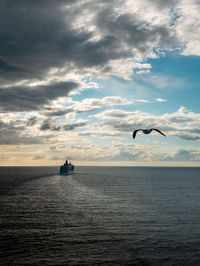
[[0, 166, 200, 265]]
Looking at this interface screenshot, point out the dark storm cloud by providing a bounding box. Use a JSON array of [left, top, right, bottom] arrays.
[[0, 0, 89, 84], [150, 0, 177, 9], [63, 121, 88, 131], [0, 119, 50, 144], [0, 0, 114, 85], [27, 116, 37, 126], [0, 0, 179, 87], [43, 108, 73, 117], [95, 7, 178, 54], [40, 119, 61, 131], [40, 119, 87, 131], [0, 81, 78, 112]]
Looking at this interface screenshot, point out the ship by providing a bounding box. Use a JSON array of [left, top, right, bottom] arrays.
[[60, 160, 75, 175]]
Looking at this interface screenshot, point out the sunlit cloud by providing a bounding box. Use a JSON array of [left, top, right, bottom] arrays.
[[0, 0, 200, 165]]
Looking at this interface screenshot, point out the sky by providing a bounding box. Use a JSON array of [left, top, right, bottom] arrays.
[[0, 0, 200, 166]]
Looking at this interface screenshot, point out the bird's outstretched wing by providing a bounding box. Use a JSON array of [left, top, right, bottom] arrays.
[[152, 128, 166, 137], [133, 129, 142, 139]]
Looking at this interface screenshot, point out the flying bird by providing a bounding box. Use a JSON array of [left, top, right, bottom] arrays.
[[133, 128, 166, 139]]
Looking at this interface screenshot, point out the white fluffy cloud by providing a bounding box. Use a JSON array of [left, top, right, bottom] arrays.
[[91, 106, 200, 141], [176, 0, 200, 56], [43, 96, 133, 117]]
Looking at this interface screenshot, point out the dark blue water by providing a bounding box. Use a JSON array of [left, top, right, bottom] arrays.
[[0, 166, 200, 265]]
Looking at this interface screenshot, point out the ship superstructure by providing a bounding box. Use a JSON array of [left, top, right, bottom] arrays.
[[60, 160, 74, 175]]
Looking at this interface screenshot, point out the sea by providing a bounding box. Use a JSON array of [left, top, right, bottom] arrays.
[[0, 166, 200, 266]]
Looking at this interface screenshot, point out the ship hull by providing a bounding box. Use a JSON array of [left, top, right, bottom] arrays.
[[60, 170, 74, 175]]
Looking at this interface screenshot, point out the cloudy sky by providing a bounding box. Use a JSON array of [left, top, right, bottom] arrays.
[[0, 0, 200, 166]]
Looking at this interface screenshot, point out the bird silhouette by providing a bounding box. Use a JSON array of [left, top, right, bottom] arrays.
[[133, 128, 166, 139]]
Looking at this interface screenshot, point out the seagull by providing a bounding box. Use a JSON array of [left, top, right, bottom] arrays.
[[133, 128, 166, 139]]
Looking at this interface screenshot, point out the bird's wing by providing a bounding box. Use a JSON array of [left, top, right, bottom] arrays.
[[132, 129, 142, 138], [152, 128, 166, 136]]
